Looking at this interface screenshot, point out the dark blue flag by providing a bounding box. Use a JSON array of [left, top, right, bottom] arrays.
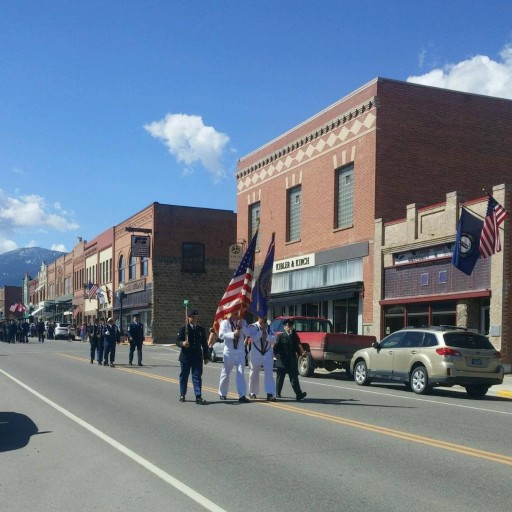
[[249, 233, 275, 318], [451, 207, 483, 276]]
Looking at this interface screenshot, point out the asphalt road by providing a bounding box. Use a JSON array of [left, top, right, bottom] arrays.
[[1, 338, 512, 512]]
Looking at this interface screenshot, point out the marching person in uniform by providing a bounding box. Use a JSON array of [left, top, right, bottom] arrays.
[[88, 318, 100, 364], [176, 309, 209, 404], [97, 318, 106, 364], [218, 310, 250, 402], [245, 316, 276, 401], [103, 317, 120, 367], [128, 313, 144, 366], [273, 318, 307, 401]]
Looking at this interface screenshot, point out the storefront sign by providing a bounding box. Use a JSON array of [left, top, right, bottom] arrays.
[[229, 243, 243, 269], [131, 235, 150, 258], [273, 253, 315, 274], [124, 278, 146, 294], [394, 244, 453, 265]]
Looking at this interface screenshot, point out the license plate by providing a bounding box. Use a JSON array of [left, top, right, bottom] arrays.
[[471, 358, 482, 365]]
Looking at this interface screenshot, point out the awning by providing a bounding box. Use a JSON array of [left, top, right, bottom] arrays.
[[31, 305, 44, 315], [269, 283, 363, 307]]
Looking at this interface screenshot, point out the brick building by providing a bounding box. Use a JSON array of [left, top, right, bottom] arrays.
[[28, 203, 236, 344], [236, 77, 512, 340], [374, 184, 511, 370]]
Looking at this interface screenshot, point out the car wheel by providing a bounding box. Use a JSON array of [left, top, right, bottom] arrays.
[[298, 352, 315, 377], [410, 366, 431, 395], [353, 360, 371, 386], [465, 385, 490, 398]]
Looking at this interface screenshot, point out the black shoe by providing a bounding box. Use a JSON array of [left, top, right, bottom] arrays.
[[90, 359, 94, 364], [239, 396, 249, 403], [129, 362, 133, 366], [296, 391, 307, 401], [219, 395, 227, 400], [267, 394, 276, 401], [110, 363, 115, 367], [138, 363, 143, 366], [179, 395, 186, 402], [196, 396, 207, 405], [103, 361, 108, 366], [277, 394, 282, 398]]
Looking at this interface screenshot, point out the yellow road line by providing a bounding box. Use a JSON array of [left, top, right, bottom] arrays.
[[56, 352, 512, 466]]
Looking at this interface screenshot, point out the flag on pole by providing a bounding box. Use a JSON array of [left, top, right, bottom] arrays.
[[105, 285, 112, 304], [213, 229, 258, 333], [451, 207, 483, 276], [87, 281, 99, 299], [73, 305, 81, 318], [9, 302, 26, 313], [249, 232, 275, 318], [479, 195, 509, 258], [96, 288, 106, 305]]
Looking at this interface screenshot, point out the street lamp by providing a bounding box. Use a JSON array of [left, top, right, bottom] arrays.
[[116, 283, 126, 335]]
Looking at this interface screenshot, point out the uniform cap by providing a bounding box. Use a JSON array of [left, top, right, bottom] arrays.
[[188, 309, 199, 316]]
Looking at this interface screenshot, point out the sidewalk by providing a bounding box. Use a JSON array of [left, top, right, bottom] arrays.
[[489, 373, 512, 398]]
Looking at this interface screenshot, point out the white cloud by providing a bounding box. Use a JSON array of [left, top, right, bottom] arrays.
[[408, 44, 512, 100], [0, 191, 79, 231], [0, 190, 79, 254], [0, 237, 18, 254], [51, 243, 67, 252], [144, 113, 230, 182]]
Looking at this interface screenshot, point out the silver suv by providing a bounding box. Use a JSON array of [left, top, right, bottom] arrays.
[[350, 326, 504, 398]]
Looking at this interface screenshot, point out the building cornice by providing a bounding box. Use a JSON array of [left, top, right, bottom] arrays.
[[236, 96, 378, 181]]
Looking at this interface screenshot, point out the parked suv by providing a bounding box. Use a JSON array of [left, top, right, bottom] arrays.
[[350, 326, 504, 397], [54, 323, 73, 340]]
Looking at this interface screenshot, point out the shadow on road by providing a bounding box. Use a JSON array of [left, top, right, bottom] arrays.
[[0, 412, 49, 452]]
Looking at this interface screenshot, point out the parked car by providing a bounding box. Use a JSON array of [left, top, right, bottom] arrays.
[[209, 338, 249, 365], [270, 316, 375, 377], [54, 323, 74, 340], [209, 339, 225, 362], [350, 326, 504, 397]]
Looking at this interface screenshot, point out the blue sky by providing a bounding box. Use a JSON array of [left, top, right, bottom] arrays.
[[1, 0, 511, 254]]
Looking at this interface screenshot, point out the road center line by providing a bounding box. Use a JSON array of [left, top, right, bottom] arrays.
[[0, 369, 227, 512]]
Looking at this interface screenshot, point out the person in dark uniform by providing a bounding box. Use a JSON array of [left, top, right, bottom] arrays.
[[88, 319, 100, 364], [103, 317, 120, 367], [176, 309, 209, 404], [273, 319, 307, 401], [128, 313, 144, 366], [36, 319, 45, 343], [97, 318, 106, 364]]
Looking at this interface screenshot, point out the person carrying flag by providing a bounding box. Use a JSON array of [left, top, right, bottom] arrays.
[[245, 316, 277, 401], [218, 310, 250, 402]]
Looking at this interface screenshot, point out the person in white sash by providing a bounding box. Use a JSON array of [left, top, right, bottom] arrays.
[[218, 310, 250, 403], [246, 317, 276, 401]]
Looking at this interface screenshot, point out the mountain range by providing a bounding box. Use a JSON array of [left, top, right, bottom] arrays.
[[0, 247, 66, 287]]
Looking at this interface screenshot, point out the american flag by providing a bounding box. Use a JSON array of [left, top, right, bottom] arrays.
[[87, 281, 99, 299], [213, 229, 258, 333], [73, 305, 81, 318], [479, 195, 509, 258], [9, 302, 26, 313]]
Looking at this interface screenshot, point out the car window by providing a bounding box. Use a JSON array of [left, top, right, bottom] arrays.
[[380, 331, 405, 349], [443, 333, 495, 350], [400, 331, 424, 348], [422, 333, 438, 347]]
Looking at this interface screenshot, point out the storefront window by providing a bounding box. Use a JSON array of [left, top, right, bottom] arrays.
[[333, 297, 359, 334]]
